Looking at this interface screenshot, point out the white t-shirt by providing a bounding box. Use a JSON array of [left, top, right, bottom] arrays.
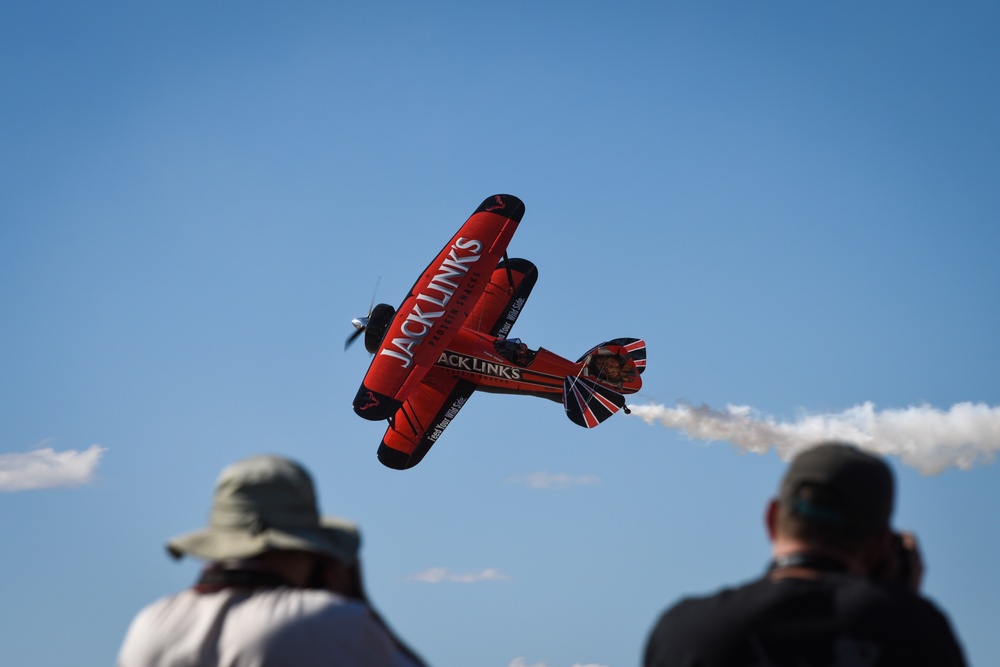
[[118, 587, 424, 667]]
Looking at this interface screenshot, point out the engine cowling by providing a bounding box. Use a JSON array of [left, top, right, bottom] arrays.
[[364, 303, 396, 354]]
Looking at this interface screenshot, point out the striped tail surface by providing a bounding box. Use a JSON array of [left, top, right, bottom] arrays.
[[563, 375, 627, 428]]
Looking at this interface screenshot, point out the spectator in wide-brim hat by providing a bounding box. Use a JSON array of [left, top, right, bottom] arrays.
[[118, 455, 426, 667]]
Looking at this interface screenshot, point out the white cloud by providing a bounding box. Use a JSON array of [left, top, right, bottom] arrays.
[[407, 567, 510, 584], [506, 471, 601, 489], [0, 445, 107, 492]]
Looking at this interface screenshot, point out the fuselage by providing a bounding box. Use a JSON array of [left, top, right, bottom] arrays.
[[435, 327, 642, 400]]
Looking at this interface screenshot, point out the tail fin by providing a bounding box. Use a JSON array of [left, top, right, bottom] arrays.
[[615, 338, 647, 374], [575, 337, 646, 395], [563, 376, 627, 428], [563, 337, 646, 428], [578, 338, 646, 375]]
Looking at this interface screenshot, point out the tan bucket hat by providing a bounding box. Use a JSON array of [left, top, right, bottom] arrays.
[[167, 455, 360, 564]]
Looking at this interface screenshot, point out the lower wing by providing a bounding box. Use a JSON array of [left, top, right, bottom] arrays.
[[377, 368, 477, 470]]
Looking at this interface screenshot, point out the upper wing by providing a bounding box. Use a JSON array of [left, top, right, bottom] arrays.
[[354, 195, 524, 421], [376, 368, 477, 470], [464, 257, 538, 338]]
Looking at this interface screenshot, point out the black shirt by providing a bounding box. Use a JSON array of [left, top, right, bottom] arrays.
[[644, 573, 967, 667]]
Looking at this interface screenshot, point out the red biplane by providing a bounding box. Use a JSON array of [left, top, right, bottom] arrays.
[[348, 194, 646, 469]]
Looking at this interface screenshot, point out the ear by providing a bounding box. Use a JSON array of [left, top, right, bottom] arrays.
[[765, 499, 780, 541]]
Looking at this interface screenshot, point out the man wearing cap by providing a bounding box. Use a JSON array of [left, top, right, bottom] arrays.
[[117, 455, 426, 667], [643, 441, 967, 666]]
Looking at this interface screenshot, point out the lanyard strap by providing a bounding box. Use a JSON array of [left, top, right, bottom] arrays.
[[767, 552, 850, 575]]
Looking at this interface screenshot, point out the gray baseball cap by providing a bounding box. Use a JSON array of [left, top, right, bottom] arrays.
[[779, 442, 895, 535], [167, 455, 360, 564]]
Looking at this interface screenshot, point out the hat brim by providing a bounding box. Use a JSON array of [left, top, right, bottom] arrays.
[[167, 516, 360, 564]]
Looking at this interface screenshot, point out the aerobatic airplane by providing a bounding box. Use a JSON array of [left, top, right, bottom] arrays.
[[347, 194, 646, 469]]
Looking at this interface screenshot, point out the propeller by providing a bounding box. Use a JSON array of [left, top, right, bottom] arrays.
[[345, 277, 381, 351], [345, 321, 366, 350]]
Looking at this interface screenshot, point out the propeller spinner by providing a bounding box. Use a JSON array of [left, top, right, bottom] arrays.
[[345, 316, 368, 350], [345, 278, 395, 354], [346, 278, 380, 351]]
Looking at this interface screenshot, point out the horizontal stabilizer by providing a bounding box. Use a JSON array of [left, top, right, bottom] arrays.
[[563, 375, 626, 428]]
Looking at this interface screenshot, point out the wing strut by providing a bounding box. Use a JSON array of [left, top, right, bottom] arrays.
[[398, 402, 422, 436], [503, 252, 515, 290]]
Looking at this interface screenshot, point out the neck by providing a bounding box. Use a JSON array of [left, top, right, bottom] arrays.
[[768, 538, 865, 579]]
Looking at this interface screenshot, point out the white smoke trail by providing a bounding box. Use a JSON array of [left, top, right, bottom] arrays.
[[628, 401, 1000, 475]]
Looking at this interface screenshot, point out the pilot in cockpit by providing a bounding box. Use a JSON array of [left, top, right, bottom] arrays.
[[494, 337, 535, 366]]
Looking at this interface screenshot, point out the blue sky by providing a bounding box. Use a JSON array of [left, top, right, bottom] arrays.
[[2, 2, 999, 666]]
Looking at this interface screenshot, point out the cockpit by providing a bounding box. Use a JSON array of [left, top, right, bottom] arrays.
[[493, 337, 536, 366]]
